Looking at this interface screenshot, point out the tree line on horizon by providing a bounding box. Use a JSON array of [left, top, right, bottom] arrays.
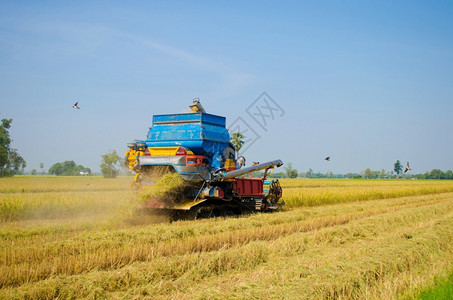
[[261, 160, 453, 180], [1, 118, 453, 179], [28, 151, 124, 178], [260, 167, 453, 180], [0, 117, 126, 178]]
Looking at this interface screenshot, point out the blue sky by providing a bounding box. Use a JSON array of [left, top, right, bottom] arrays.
[[1, 0, 452, 174]]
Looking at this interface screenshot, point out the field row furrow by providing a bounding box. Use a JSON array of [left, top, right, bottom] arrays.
[[166, 210, 453, 299], [0, 194, 451, 288], [2, 191, 450, 245], [1, 195, 451, 299], [1, 193, 443, 262]]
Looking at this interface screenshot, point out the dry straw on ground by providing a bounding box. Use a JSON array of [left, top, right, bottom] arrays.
[[0, 177, 452, 299]]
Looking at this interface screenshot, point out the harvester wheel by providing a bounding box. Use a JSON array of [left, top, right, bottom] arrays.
[[267, 180, 283, 205]]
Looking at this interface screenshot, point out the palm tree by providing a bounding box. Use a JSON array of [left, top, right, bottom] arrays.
[[231, 132, 245, 155]]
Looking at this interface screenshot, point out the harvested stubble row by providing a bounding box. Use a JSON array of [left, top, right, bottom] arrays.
[[1, 190, 452, 299]]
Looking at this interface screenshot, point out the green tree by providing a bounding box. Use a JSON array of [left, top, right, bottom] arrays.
[[363, 168, 373, 179], [429, 169, 444, 179], [415, 173, 426, 180], [394, 160, 403, 177], [0, 118, 26, 177], [49, 162, 63, 175], [284, 162, 298, 178], [230, 132, 245, 155], [30, 169, 38, 175], [49, 160, 89, 176], [39, 162, 44, 174], [380, 169, 386, 179], [268, 171, 286, 178], [100, 150, 121, 178], [62, 161, 77, 175], [8, 149, 26, 175]]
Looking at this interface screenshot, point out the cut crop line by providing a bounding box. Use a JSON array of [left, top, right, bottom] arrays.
[[0, 195, 451, 288]]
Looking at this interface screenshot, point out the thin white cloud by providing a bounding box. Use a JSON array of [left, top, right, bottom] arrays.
[[2, 17, 257, 96], [122, 32, 257, 95]]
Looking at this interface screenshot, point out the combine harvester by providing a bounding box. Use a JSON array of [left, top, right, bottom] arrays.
[[125, 100, 284, 219]]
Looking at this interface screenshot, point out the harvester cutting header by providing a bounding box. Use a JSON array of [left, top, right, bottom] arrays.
[[125, 100, 284, 219]]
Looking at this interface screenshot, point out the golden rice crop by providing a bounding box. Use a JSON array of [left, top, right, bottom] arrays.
[[0, 176, 452, 299], [0, 176, 131, 193], [138, 172, 188, 203], [280, 178, 453, 207]]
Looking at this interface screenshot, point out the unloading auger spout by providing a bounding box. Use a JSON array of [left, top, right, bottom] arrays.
[[213, 160, 284, 181]]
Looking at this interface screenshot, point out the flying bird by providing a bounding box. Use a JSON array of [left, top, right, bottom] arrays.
[[325, 156, 330, 161], [73, 102, 80, 109], [404, 162, 411, 173]]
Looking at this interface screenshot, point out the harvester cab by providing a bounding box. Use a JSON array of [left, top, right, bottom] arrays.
[[125, 100, 284, 219]]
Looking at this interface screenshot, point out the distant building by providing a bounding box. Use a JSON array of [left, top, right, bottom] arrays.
[[79, 170, 90, 176]]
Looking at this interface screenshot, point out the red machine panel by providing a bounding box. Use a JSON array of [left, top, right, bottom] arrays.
[[233, 178, 264, 196]]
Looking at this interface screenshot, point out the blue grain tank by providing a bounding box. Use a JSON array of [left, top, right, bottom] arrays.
[[146, 113, 235, 171], [128, 109, 236, 182]]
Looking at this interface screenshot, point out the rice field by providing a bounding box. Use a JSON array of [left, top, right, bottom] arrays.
[[1, 176, 452, 299]]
